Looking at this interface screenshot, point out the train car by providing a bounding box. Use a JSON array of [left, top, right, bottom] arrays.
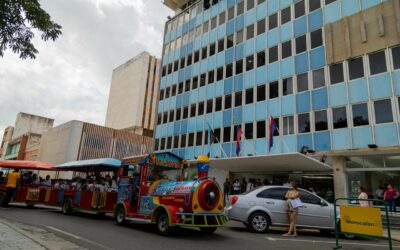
[[0, 160, 55, 207], [53, 158, 123, 215], [114, 152, 227, 235]]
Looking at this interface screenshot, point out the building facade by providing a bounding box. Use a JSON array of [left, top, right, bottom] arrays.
[[156, 0, 400, 199], [39, 120, 154, 166], [0, 113, 54, 160], [105, 51, 161, 133]]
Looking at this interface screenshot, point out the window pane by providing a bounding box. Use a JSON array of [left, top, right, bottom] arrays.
[[227, 35, 234, 48], [235, 91, 242, 107], [188, 133, 194, 147], [209, 43, 216, 56], [218, 39, 225, 52], [257, 85, 266, 101], [298, 113, 310, 133], [268, 13, 278, 30], [296, 35, 307, 54], [295, 0, 305, 18], [269, 46, 278, 63], [207, 99, 213, 113], [247, 0, 255, 10], [282, 77, 293, 95], [226, 63, 233, 78], [208, 70, 215, 84], [257, 19, 265, 35], [325, 0, 336, 5], [236, 60, 243, 75], [213, 128, 221, 143], [219, 12, 226, 25], [217, 67, 224, 81], [173, 135, 179, 148], [269, 81, 279, 99], [369, 51, 387, 75], [246, 55, 254, 71], [257, 51, 266, 67], [245, 122, 253, 139], [223, 126, 231, 142], [215, 97, 222, 111], [352, 103, 369, 127], [181, 134, 186, 148], [246, 24, 254, 40], [374, 99, 393, 124], [236, 30, 244, 44], [183, 106, 189, 119], [202, 47, 207, 59], [225, 94, 232, 109], [309, 0, 321, 12], [246, 88, 254, 104], [196, 131, 203, 146], [315, 110, 328, 131], [310, 29, 322, 48], [348, 57, 364, 80], [297, 73, 308, 92], [281, 7, 291, 24], [330, 63, 344, 84], [312, 68, 325, 88], [211, 16, 217, 30], [228, 7, 235, 20], [392, 46, 400, 69], [281, 40, 292, 59], [237, 1, 244, 15], [198, 102, 205, 115], [257, 121, 266, 138], [283, 116, 294, 135], [333, 107, 347, 129]]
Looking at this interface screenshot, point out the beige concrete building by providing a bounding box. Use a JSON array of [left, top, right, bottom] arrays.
[[0, 113, 54, 160], [105, 52, 160, 134], [39, 120, 154, 166]]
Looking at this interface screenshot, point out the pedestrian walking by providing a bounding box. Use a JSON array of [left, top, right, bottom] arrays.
[[358, 186, 369, 207], [4, 169, 21, 207], [384, 184, 398, 213], [232, 179, 241, 194], [246, 179, 254, 191], [283, 182, 300, 237], [223, 178, 230, 201]]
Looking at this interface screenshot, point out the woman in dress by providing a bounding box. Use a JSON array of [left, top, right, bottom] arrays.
[[283, 182, 300, 237], [358, 186, 369, 207]]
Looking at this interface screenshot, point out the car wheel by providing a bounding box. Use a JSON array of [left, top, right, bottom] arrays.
[[319, 229, 333, 236], [115, 206, 126, 225], [156, 210, 173, 236], [62, 198, 72, 214], [249, 212, 269, 233], [200, 227, 217, 234]]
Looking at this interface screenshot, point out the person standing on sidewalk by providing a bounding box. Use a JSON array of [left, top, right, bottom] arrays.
[[283, 182, 300, 237], [384, 184, 398, 213], [223, 178, 230, 202], [358, 186, 369, 207], [4, 169, 21, 207]]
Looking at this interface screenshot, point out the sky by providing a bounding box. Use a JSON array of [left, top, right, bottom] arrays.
[[0, 0, 173, 136]]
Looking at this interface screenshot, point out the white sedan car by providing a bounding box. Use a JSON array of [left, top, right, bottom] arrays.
[[226, 186, 337, 233]]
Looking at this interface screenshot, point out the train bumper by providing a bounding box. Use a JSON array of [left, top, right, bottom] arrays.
[[175, 212, 228, 227]]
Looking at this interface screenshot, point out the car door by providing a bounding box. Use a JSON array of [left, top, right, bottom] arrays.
[[296, 189, 332, 228], [256, 187, 289, 225]]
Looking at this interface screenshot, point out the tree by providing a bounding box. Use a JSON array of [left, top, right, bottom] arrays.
[[0, 0, 62, 59]]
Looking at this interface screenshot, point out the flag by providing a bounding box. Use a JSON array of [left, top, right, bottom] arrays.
[[236, 125, 243, 156], [207, 123, 216, 157], [269, 116, 277, 150]]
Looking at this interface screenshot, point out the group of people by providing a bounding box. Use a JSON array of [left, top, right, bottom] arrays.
[[0, 168, 120, 207], [224, 178, 270, 197], [358, 184, 399, 212]]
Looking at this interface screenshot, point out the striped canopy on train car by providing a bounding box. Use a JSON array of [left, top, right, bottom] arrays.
[[0, 160, 54, 171]]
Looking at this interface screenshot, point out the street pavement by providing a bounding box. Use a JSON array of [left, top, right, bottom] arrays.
[[0, 205, 399, 250]]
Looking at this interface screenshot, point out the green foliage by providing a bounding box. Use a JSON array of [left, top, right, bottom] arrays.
[[0, 0, 62, 59]]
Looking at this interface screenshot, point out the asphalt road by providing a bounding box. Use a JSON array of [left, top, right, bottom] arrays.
[[0, 205, 398, 250]]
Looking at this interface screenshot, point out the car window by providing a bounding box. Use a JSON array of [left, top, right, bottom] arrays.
[[299, 190, 321, 205], [256, 187, 288, 200]]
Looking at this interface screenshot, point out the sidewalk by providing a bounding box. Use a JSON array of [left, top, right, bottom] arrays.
[[0, 218, 85, 250]]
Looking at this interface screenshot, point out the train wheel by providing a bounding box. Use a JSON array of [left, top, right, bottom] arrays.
[[115, 206, 126, 225], [156, 211, 173, 236], [200, 227, 217, 234], [62, 198, 72, 215]]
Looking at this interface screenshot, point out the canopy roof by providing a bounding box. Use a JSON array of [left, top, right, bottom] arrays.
[[193, 153, 331, 173], [54, 158, 123, 172], [0, 160, 54, 171]]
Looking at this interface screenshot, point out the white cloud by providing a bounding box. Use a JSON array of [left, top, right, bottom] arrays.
[[0, 0, 173, 137]]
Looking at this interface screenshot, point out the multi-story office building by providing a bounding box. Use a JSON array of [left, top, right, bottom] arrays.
[[156, 0, 400, 199], [105, 51, 161, 135]]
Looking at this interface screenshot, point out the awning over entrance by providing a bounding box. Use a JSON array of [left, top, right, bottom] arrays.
[[204, 153, 332, 173]]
